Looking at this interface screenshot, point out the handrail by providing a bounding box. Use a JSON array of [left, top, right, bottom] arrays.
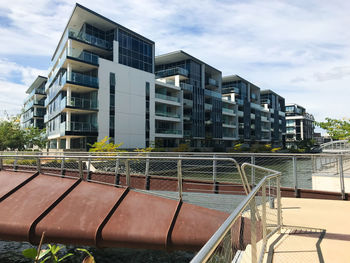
[[191, 163, 281, 263]]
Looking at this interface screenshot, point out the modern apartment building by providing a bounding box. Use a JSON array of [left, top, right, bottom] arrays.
[[260, 90, 286, 147], [28, 3, 293, 150], [21, 76, 47, 129], [222, 75, 270, 144], [155, 51, 226, 148], [44, 4, 155, 150], [285, 103, 314, 148]]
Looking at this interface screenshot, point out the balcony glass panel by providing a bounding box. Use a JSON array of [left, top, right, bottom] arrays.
[[155, 111, 180, 118], [68, 28, 112, 50], [67, 48, 99, 65], [155, 67, 188, 79], [180, 83, 193, 92], [155, 129, 182, 135], [67, 72, 98, 88], [155, 93, 180, 102], [222, 108, 235, 114]]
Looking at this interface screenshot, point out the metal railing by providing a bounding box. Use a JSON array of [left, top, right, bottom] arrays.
[[191, 164, 281, 263]]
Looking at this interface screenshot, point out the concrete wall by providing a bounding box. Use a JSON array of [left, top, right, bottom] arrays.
[[98, 47, 155, 148]]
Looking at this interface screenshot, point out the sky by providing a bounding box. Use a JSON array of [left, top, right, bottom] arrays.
[[0, 0, 349, 131]]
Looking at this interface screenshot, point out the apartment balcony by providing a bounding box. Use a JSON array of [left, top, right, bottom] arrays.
[[68, 28, 112, 50], [62, 96, 98, 111], [155, 67, 189, 79], [33, 108, 45, 117], [183, 99, 193, 107], [67, 71, 98, 88], [222, 121, 236, 128], [180, 83, 193, 92], [155, 129, 183, 137], [222, 108, 235, 116], [155, 111, 181, 120], [205, 103, 212, 111], [261, 116, 269, 122], [205, 78, 219, 89], [155, 93, 180, 104], [279, 111, 286, 117], [58, 121, 98, 136], [262, 127, 270, 132], [24, 99, 45, 112], [204, 89, 221, 99]]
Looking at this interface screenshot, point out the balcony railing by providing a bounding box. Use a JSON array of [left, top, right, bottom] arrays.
[[205, 78, 218, 87], [155, 129, 182, 135], [155, 93, 180, 103], [156, 67, 189, 79], [63, 96, 98, 110], [68, 28, 112, 50], [155, 111, 181, 118], [67, 48, 99, 65], [62, 121, 98, 133], [180, 83, 193, 92], [67, 72, 98, 88], [222, 108, 235, 115], [204, 89, 221, 98]]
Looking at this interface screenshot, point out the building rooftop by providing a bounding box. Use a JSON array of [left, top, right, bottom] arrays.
[[25, 75, 47, 94], [222, 74, 260, 90]]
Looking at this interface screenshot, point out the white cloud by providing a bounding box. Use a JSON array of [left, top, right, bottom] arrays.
[[0, 0, 350, 123]]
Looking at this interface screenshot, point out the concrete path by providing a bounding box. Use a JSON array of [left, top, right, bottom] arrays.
[[265, 197, 350, 263]]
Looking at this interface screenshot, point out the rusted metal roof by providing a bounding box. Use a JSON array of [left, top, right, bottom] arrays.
[[0, 171, 229, 251]]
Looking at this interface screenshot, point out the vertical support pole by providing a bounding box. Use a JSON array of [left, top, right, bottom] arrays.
[[177, 159, 183, 201], [250, 198, 257, 263], [293, 156, 298, 197], [213, 154, 218, 194], [114, 157, 120, 186], [145, 154, 150, 190], [277, 176, 282, 233], [251, 156, 255, 186], [14, 155, 18, 172], [60, 157, 65, 176], [0, 157, 3, 171], [79, 158, 83, 180], [262, 181, 267, 247], [36, 157, 41, 174], [339, 155, 345, 200], [126, 159, 130, 187], [87, 157, 91, 180]]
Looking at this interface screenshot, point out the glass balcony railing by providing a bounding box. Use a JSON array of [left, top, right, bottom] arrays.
[[156, 67, 189, 79], [205, 103, 212, 110], [223, 131, 235, 138], [205, 78, 218, 87], [180, 83, 193, 92], [155, 111, 181, 118], [62, 96, 98, 110], [223, 121, 236, 126], [68, 28, 112, 50], [204, 89, 221, 98], [67, 48, 99, 65], [155, 129, 182, 135], [155, 93, 180, 103], [222, 108, 235, 115], [67, 71, 98, 88], [61, 121, 98, 133]]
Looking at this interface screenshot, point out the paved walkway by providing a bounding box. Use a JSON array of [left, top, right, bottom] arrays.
[[265, 197, 350, 262]]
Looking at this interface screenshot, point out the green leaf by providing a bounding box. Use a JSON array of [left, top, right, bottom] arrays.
[[77, 248, 93, 258], [22, 248, 38, 259], [38, 249, 51, 260], [58, 253, 74, 262]]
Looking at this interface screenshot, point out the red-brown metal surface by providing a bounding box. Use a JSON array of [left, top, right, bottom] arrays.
[[0, 173, 79, 242], [34, 181, 128, 246], [0, 171, 37, 200], [100, 191, 181, 249]]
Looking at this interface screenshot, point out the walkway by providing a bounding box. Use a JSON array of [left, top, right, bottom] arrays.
[[265, 197, 350, 262]]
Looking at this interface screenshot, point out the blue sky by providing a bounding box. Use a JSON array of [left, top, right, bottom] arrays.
[[0, 0, 350, 130]]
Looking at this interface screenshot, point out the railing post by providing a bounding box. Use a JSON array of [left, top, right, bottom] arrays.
[[292, 156, 298, 197], [78, 158, 83, 180], [0, 157, 3, 171], [36, 157, 41, 174], [213, 154, 218, 194], [114, 157, 120, 186], [177, 159, 183, 201], [277, 175, 282, 233], [338, 155, 345, 200], [126, 159, 130, 187], [87, 157, 91, 180], [251, 156, 255, 186], [262, 181, 267, 246], [60, 157, 65, 176], [14, 155, 18, 172], [250, 198, 257, 263], [145, 153, 150, 190]]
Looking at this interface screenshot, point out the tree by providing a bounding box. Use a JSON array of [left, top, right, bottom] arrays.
[[23, 127, 47, 149], [89, 136, 123, 152], [0, 118, 25, 150], [316, 118, 350, 140]]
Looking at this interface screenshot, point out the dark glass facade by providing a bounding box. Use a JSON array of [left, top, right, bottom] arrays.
[[117, 28, 153, 73], [109, 73, 116, 140]]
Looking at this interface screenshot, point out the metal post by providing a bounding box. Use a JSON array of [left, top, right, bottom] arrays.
[[87, 157, 91, 180], [114, 158, 120, 186], [126, 159, 130, 187], [339, 155, 345, 200], [60, 157, 65, 176], [292, 156, 298, 197], [177, 159, 183, 201], [145, 154, 150, 190], [251, 156, 255, 186], [250, 198, 257, 263], [262, 181, 267, 246], [36, 157, 41, 174], [78, 158, 83, 179], [213, 154, 218, 194], [0, 157, 3, 171], [277, 176, 282, 233], [14, 155, 18, 172]]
